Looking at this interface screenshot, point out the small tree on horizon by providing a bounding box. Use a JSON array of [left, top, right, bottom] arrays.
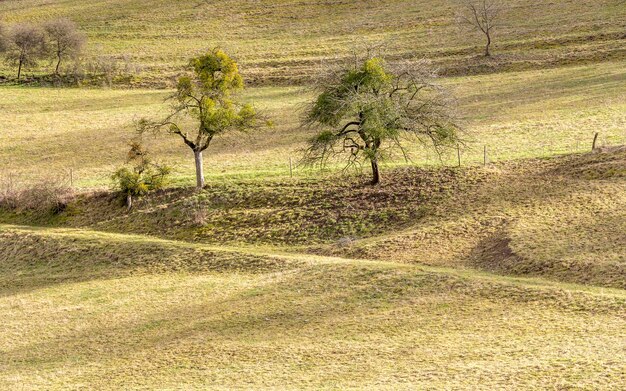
[[139, 49, 264, 189], [44, 18, 86, 77], [5, 23, 46, 80], [457, 0, 504, 57], [303, 56, 462, 185]]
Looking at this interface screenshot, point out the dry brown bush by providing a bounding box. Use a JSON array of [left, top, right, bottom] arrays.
[[0, 175, 74, 214]]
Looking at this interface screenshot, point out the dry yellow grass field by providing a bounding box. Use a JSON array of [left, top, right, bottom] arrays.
[[0, 61, 624, 187], [1, 0, 624, 84], [1, 149, 625, 388], [0, 0, 625, 389], [1, 225, 625, 390]]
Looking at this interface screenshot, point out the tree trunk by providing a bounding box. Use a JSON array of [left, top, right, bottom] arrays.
[[55, 57, 62, 76], [194, 150, 205, 189], [17, 60, 23, 80], [370, 159, 380, 185], [126, 194, 133, 211], [485, 32, 491, 56]]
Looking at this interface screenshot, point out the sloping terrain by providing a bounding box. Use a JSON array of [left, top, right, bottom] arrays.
[[0, 61, 624, 187], [329, 150, 626, 288], [0, 1, 625, 389], [3, 150, 625, 289], [1, 0, 624, 84], [1, 151, 624, 389], [0, 226, 303, 295], [1, 224, 624, 390]]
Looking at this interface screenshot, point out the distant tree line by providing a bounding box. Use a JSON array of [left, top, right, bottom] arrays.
[[0, 18, 85, 80], [0, 18, 139, 85]]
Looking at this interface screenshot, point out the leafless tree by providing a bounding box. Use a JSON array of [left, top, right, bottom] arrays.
[[44, 18, 86, 76], [0, 22, 8, 54], [5, 23, 46, 80], [457, 0, 504, 57]]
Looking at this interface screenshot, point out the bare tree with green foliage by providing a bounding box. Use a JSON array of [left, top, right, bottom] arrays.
[[139, 49, 264, 189], [6, 23, 46, 80], [303, 57, 461, 185], [112, 141, 171, 210], [457, 0, 504, 57], [44, 18, 86, 76]]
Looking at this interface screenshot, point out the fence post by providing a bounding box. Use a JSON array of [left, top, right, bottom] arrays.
[[592, 132, 599, 151], [457, 144, 461, 167], [69, 168, 74, 187], [483, 145, 487, 166], [289, 158, 293, 178]]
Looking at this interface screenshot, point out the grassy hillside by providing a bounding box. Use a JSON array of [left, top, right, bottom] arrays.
[[1, 1, 625, 389], [1, 61, 624, 187], [2, 149, 625, 289], [329, 150, 626, 289], [1, 224, 625, 389], [0, 0, 624, 84]]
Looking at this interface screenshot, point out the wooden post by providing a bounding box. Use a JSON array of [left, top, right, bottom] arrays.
[[457, 145, 461, 167], [592, 132, 599, 151], [69, 168, 74, 187], [289, 157, 293, 178], [483, 145, 487, 166]]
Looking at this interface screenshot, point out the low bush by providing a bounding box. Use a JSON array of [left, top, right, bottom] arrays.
[[0, 176, 74, 214], [111, 141, 171, 210]]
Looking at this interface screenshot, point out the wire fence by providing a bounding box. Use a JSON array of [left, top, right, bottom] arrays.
[[2, 132, 625, 189], [421, 131, 625, 168]]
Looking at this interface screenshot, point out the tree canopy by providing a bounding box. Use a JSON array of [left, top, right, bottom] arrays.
[[303, 56, 462, 184], [139, 49, 263, 189], [112, 141, 171, 210], [458, 0, 505, 57]]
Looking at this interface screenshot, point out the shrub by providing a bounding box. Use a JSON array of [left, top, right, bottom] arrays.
[[83, 53, 141, 87], [0, 175, 22, 210], [111, 141, 171, 210], [0, 175, 74, 214]]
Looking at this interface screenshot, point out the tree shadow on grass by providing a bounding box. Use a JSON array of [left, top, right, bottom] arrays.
[[0, 227, 300, 298], [2, 261, 622, 389]]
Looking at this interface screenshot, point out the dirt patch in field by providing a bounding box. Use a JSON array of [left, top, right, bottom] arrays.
[[468, 231, 626, 289], [469, 234, 525, 274]]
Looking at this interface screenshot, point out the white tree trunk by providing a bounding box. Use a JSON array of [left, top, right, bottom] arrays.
[[194, 150, 205, 189]]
